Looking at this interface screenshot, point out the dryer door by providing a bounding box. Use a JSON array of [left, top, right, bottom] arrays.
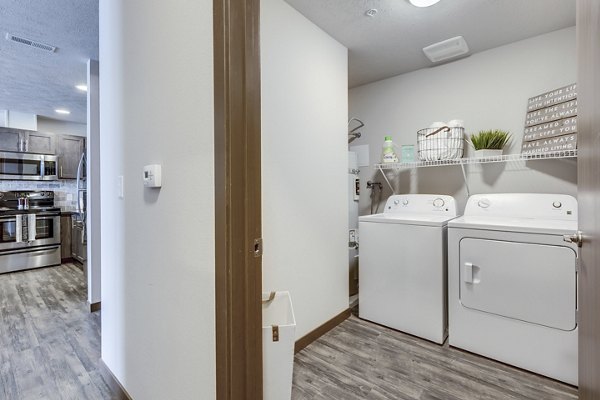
[[459, 238, 577, 331]]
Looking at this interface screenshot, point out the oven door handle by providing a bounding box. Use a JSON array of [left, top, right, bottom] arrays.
[[0, 213, 59, 220], [0, 245, 60, 257]]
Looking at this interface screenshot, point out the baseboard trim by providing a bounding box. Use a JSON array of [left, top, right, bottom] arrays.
[[294, 308, 351, 353], [89, 301, 101, 312], [99, 359, 132, 400]]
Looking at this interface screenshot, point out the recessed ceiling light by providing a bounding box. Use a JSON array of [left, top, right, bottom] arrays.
[[365, 8, 378, 17], [408, 0, 441, 7], [75, 84, 88, 92], [55, 109, 71, 115]]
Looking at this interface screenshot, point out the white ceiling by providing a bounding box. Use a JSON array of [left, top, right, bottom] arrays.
[[284, 0, 576, 88], [0, 0, 98, 124], [0, 1, 575, 118]]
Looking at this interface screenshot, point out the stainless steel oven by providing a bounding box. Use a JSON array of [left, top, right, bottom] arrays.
[[0, 212, 60, 250], [0, 191, 61, 274], [0, 152, 58, 180]]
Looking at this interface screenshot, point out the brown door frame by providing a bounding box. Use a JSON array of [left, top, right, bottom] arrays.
[[214, 0, 263, 399], [577, 1, 600, 398]]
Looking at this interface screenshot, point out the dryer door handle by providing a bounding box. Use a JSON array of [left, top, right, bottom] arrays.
[[463, 262, 481, 284], [463, 262, 476, 284]]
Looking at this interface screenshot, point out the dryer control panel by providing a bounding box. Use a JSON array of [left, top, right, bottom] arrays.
[[384, 194, 457, 216], [464, 193, 577, 220]]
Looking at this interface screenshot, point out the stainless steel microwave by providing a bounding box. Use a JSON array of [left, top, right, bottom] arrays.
[[0, 152, 58, 180]]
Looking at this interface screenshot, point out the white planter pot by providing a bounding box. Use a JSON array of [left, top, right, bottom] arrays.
[[474, 149, 503, 158]]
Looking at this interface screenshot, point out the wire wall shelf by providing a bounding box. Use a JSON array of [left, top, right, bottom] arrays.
[[375, 150, 578, 170], [375, 150, 578, 197]]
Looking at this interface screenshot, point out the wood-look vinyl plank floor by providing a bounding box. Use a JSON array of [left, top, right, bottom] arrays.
[[0, 263, 115, 400], [2, 264, 580, 399], [292, 315, 579, 400]]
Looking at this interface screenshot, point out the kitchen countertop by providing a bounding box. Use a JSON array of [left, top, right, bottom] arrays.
[[60, 208, 80, 215]]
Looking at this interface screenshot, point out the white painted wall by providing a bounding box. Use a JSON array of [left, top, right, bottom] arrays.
[[261, 0, 349, 338], [99, 1, 215, 399], [350, 27, 577, 213], [37, 116, 86, 136], [86, 59, 101, 306], [0, 110, 37, 130]]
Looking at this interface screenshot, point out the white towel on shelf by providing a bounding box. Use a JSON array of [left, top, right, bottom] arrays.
[[423, 122, 445, 161], [420, 121, 464, 161]]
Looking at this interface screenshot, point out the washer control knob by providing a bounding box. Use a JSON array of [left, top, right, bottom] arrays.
[[478, 198, 491, 209], [402, 199, 409, 206], [433, 198, 445, 208], [393, 200, 400, 205], [553, 201, 562, 208]]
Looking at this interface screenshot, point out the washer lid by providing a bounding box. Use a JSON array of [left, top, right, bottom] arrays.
[[448, 215, 578, 235], [359, 212, 456, 227]]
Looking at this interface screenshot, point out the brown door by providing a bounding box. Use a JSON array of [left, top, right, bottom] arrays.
[[577, 1, 600, 398]]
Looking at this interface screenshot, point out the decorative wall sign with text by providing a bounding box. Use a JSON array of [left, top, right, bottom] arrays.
[[522, 84, 578, 155]]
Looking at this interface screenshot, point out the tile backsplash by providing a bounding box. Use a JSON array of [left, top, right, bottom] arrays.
[[0, 180, 78, 209]]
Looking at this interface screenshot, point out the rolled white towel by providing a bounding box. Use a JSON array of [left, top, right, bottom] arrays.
[[448, 119, 464, 128]]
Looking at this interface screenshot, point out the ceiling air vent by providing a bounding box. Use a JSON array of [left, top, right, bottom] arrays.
[[423, 36, 469, 63], [5, 33, 57, 53]]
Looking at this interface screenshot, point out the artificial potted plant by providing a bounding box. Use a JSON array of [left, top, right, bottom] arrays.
[[470, 130, 511, 158]]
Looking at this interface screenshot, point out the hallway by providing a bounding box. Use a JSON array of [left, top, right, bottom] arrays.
[[0, 264, 114, 399]]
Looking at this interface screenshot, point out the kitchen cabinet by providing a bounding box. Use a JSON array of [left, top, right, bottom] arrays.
[[23, 131, 55, 154], [0, 128, 22, 152], [57, 135, 85, 179], [0, 128, 56, 154], [60, 214, 72, 261], [71, 213, 86, 264]]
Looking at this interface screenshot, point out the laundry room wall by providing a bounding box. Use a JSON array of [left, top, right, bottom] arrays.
[[99, 0, 215, 398], [261, 0, 349, 338], [349, 26, 577, 214]]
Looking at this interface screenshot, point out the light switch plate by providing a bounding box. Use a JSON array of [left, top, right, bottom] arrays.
[[118, 175, 124, 199]]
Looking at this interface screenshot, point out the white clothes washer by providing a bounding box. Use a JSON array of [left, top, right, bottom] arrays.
[[448, 193, 578, 385], [359, 194, 458, 344]]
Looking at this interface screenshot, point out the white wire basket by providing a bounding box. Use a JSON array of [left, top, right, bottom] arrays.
[[417, 126, 465, 161]]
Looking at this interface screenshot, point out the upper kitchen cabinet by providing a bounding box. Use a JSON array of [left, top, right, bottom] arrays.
[[0, 128, 21, 152], [0, 128, 56, 154], [57, 135, 85, 179], [22, 131, 55, 154]]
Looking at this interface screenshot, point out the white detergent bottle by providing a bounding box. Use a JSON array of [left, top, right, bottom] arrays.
[[382, 136, 399, 163]]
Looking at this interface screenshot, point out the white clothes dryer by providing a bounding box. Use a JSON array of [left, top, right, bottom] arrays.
[[359, 194, 458, 344], [448, 193, 578, 385]]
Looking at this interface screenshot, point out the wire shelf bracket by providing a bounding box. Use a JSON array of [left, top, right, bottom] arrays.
[[377, 165, 397, 195]]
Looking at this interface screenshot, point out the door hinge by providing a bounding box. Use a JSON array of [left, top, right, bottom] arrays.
[[271, 325, 279, 342], [253, 238, 263, 257]]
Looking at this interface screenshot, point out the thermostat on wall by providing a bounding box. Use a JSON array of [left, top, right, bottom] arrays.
[[143, 164, 162, 188]]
